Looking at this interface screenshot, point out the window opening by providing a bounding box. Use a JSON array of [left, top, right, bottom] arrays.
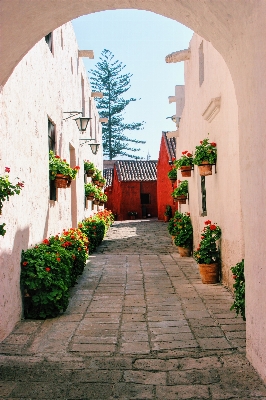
[[45, 32, 53, 53], [141, 193, 150, 204], [48, 119, 56, 201], [201, 176, 207, 216]]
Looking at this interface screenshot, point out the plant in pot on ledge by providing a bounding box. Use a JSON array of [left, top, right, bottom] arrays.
[[171, 180, 188, 204], [194, 220, 221, 283], [167, 210, 183, 242], [84, 182, 97, 201], [84, 160, 95, 177], [193, 138, 217, 176], [174, 212, 193, 256], [174, 150, 193, 177], [49, 151, 79, 188], [167, 167, 177, 184], [164, 205, 173, 222]]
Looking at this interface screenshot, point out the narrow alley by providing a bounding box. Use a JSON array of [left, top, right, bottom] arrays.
[[0, 220, 265, 399]]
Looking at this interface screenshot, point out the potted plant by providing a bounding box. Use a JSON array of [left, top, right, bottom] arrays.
[[230, 259, 245, 321], [174, 151, 194, 177], [128, 211, 137, 220], [164, 205, 172, 222], [174, 212, 193, 256], [171, 180, 188, 204], [98, 177, 106, 188], [194, 220, 221, 283], [92, 168, 102, 185], [98, 192, 108, 206], [193, 138, 217, 176], [167, 167, 177, 184], [167, 210, 183, 241], [49, 151, 80, 188], [0, 167, 24, 215], [84, 160, 95, 177], [84, 183, 96, 200]]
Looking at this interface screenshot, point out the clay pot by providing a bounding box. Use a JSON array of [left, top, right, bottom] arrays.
[[55, 174, 69, 188], [164, 215, 170, 222], [86, 194, 94, 201], [86, 169, 95, 177], [199, 263, 219, 284], [177, 246, 191, 257], [169, 178, 177, 184], [180, 166, 192, 177], [174, 195, 187, 204], [198, 161, 213, 176]]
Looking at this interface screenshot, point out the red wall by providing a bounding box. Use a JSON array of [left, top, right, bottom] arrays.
[[157, 137, 179, 220], [105, 168, 157, 221]]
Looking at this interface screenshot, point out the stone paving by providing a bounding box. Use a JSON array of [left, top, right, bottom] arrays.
[[0, 219, 266, 399]]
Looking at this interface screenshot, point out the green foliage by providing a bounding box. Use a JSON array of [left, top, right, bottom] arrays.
[[164, 205, 172, 217], [0, 168, 24, 211], [167, 210, 183, 236], [85, 183, 97, 197], [167, 168, 177, 180], [92, 168, 103, 181], [193, 138, 217, 165], [49, 151, 80, 180], [79, 217, 106, 253], [230, 259, 245, 320], [84, 160, 95, 172], [171, 180, 188, 197], [194, 220, 221, 264], [89, 49, 145, 159], [0, 223, 6, 237], [174, 151, 193, 168], [174, 214, 193, 248]]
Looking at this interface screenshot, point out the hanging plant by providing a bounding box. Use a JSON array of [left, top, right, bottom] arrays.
[[174, 151, 193, 177], [84, 160, 95, 177], [49, 151, 80, 188], [193, 138, 217, 176]]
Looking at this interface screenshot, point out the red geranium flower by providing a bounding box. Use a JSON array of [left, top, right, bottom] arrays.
[[55, 155, 60, 159], [200, 141, 203, 144], [22, 261, 28, 266], [43, 239, 50, 245], [210, 224, 217, 230], [17, 182, 24, 188], [5, 167, 10, 173], [204, 220, 211, 225], [74, 166, 80, 170], [182, 150, 188, 155], [45, 267, 51, 272], [186, 153, 192, 157], [211, 142, 216, 147], [56, 258, 61, 262]]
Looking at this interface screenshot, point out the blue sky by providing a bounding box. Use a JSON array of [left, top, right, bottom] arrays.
[[72, 10, 193, 160]]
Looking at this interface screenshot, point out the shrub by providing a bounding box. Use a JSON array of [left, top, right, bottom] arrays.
[[230, 259, 245, 320], [79, 217, 106, 253], [168, 210, 183, 236], [194, 220, 221, 264], [174, 213, 193, 248]]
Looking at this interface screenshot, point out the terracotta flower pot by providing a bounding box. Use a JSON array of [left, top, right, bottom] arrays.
[[198, 161, 213, 176], [199, 263, 219, 284], [169, 178, 177, 184], [86, 194, 94, 201], [164, 215, 170, 222], [180, 166, 192, 177], [174, 195, 187, 204], [55, 174, 69, 189], [177, 246, 191, 257], [86, 169, 95, 177]]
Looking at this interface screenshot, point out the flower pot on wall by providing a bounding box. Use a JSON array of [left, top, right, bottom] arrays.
[[86, 194, 94, 201], [86, 169, 95, 177], [199, 263, 219, 284], [174, 195, 187, 204], [180, 166, 192, 177], [55, 174, 70, 189], [198, 161, 213, 176], [177, 246, 191, 257], [169, 178, 177, 184]]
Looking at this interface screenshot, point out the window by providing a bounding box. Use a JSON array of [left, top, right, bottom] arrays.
[[45, 32, 53, 53], [48, 119, 56, 201], [201, 176, 207, 216], [141, 193, 150, 204], [199, 41, 204, 86]]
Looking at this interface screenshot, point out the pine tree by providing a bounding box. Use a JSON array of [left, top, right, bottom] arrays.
[[89, 49, 145, 160]]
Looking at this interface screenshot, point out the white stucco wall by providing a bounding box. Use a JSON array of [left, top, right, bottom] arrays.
[[0, 23, 103, 340], [175, 33, 244, 289]]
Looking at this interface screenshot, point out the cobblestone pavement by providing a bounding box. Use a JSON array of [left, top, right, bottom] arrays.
[[1, 220, 266, 399]]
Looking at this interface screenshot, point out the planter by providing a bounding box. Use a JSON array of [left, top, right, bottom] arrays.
[[171, 235, 175, 244], [169, 178, 177, 184], [199, 263, 219, 284], [86, 169, 95, 177], [55, 174, 70, 189], [177, 246, 191, 257], [164, 215, 170, 222], [99, 201, 104, 206], [92, 180, 100, 185], [174, 195, 187, 204], [180, 166, 192, 177], [86, 195, 95, 201], [93, 199, 100, 205], [198, 161, 213, 176], [98, 182, 105, 188]]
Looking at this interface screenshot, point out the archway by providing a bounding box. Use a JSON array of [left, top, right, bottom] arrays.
[[1, 0, 266, 382]]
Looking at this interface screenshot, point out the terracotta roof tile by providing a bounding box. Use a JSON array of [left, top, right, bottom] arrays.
[[115, 160, 157, 182], [163, 132, 176, 161], [103, 168, 114, 187]]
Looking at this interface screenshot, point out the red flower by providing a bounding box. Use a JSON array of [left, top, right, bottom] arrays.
[[200, 141, 203, 144], [187, 212, 190, 216], [17, 182, 24, 188], [55, 155, 60, 159], [45, 267, 51, 272], [5, 167, 10, 173], [211, 142, 216, 147], [22, 261, 28, 266], [56, 258, 61, 262], [197, 247, 200, 251], [74, 166, 80, 170], [43, 239, 50, 245], [186, 153, 192, 157], [233, 275, 237, 279], [172, 157, 176, 161], [210, 224, 217, 231], [63, 159, 66, 162], [182, 150, 188, 155], [72, 255, 76, 259], [204, 220, 211, 225], [201, 236, 205, 239]]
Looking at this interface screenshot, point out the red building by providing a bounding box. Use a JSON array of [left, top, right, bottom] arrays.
[[157, 132, 178, 220], [103, 160, 157, 221]]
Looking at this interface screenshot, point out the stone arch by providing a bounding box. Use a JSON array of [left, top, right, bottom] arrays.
[[2, 0, 266, 383]]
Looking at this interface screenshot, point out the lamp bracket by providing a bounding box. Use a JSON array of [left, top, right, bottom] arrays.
[[63, 111, 82, 121]]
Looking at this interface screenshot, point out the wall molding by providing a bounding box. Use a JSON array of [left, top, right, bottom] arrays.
[[202, 97, 221, 122]]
